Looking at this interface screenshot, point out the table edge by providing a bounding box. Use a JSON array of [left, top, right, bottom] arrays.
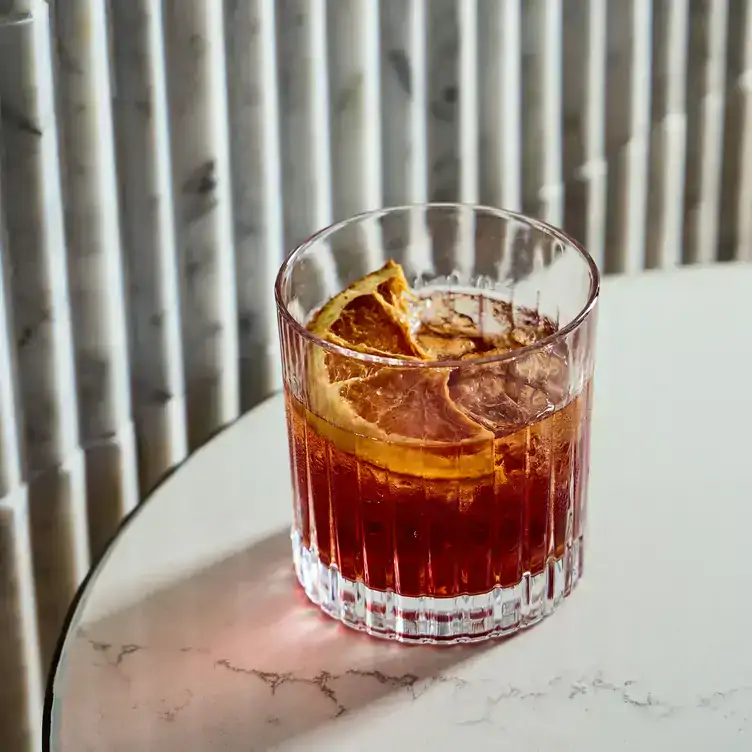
[[41, 410, 264, 751]]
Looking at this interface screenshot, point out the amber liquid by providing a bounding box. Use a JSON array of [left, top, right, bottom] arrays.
[[286, 381, 592, 599]]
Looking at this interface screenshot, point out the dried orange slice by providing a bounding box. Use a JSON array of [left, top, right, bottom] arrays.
[[305, 261, 493, 478], [308, 260, 423, 355]]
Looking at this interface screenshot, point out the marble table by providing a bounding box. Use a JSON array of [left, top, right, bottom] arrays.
[[47, 265, 752, 751]]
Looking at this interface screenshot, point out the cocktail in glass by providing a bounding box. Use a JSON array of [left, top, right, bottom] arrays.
[[275, 204, 598, 643]]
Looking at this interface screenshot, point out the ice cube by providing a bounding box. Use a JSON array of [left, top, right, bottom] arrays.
[[448, 365, 525, 434], [448, 356, 559, 436]]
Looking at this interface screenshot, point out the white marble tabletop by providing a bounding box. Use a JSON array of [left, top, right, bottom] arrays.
[[48, 264, 752, 751]]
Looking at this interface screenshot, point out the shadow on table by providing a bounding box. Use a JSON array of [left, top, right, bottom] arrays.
[[65, 529, 513, 749]]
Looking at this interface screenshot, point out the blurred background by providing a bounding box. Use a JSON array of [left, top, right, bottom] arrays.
[[0, 0, 750, 748]]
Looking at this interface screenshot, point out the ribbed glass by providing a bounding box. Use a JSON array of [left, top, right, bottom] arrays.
[[275, 205, 598, 643]]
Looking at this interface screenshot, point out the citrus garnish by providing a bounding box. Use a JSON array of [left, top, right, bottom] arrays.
[[305, 261, 493, 479], [308, 260, 423, 357]]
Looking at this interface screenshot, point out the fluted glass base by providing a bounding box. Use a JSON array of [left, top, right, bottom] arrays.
[[293, 530, 584, 644]]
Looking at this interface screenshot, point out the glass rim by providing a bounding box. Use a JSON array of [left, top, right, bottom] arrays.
[[275, 203, 600, 370]]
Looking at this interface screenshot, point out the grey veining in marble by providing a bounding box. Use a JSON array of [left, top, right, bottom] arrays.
[[72, 633, 752, 732]]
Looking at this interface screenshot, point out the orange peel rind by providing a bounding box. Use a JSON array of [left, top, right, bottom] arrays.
[[305, 261, 494, 479]]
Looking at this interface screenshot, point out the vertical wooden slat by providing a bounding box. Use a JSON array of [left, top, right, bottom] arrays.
[[109, 0, 188, 494], [225, 0, 284, 407], [163, 0, 239, 450]]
